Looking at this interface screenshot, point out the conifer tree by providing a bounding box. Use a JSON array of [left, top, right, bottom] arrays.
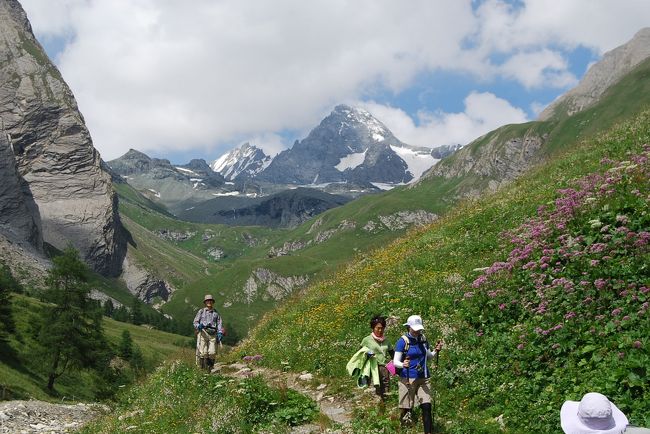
[[39, 247, 105, 391], [103, 299, 114, 317], [0, 262, 21, 344], [130, 299, 144, 326], [118, 329, 133, 359]]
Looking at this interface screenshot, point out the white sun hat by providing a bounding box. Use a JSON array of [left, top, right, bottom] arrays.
[[560, 392, 628, 434], [403, 315, 424, 331]]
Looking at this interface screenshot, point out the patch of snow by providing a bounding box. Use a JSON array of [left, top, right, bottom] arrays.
[[372, 132, 385, 142], [147, 188, 161, 198], [390, 145, 439, 182], [212, 191, 241, 196], [371, 182, 403, 191], [336, 149, 367, 171], [176, 167, 199, 176], [185, 206, 195, 211]]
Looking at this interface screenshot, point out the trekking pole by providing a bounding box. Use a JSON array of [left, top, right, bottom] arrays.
[[433, 350, 439, 433]]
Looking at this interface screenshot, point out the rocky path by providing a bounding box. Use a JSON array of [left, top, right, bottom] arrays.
[[0, 400, 108, 434], [214, 362, 375, 434]]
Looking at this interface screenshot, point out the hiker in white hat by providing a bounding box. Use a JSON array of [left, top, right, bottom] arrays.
[[561, 392, 650, 434], [392, 315, 443, 434], [193, 294, 224, 371]]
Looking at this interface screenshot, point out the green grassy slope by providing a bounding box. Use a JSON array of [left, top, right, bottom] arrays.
[[0, 294, 190, 401], [238, 111, 650, 432]]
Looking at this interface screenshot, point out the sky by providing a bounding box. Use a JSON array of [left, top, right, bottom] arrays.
[[18, 0, 650, 164]]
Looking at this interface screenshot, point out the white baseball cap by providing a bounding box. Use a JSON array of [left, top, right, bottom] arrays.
[[404, 315, 424, 331]]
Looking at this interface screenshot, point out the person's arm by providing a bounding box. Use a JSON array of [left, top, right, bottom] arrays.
[[392, 338, 408, 368], [193, 309, 203, 330], [216, 312, 224, 334], [426, 340, 443, 359]]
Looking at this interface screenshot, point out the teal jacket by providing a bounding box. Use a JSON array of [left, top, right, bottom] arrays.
[[346, 346, 380, 387]]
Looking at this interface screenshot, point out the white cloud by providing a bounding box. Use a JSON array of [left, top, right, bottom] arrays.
[[360, 92, 529, 148], [498, 49, 577, 89], [17, 0, 650, 161]]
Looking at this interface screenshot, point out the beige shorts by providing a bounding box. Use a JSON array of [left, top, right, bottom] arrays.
[[398, 377, 431, 409], [196, 329, 217, 358]]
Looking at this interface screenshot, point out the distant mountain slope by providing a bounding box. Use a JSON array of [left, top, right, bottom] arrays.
[[176, 187, 350, 228], [107, 149, 235, 212]]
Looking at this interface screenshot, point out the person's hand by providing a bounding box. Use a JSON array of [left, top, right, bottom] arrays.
[[403, 356, 410, 368], [434, 340, 443, 352]]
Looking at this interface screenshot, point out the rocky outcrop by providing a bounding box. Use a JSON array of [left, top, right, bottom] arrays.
[[363, 210, 438, 232], [426, 133, 546, 185], [156, 229, 196, 242], [267, 219, 357, 257], [268, 240, 311, 258], [539, 27, 650, 120], [0, 0, 126, 276], [241, 268, 309, 303], [120, 254, 174, 304], [0, 129, 41, 248]]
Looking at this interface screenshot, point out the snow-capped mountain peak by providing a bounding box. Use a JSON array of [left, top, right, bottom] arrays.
[[336, 105, 390, 142], [211, 142, 272, 181]]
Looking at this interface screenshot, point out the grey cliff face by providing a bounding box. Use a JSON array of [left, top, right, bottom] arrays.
[[539, 27, 650, 120], [0, 0, 126, 275], [0, 129, 42, 247], [120, 254, 174, 303]]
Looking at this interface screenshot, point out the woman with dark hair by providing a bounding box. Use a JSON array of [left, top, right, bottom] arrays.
[[360, 315, 392, 402]]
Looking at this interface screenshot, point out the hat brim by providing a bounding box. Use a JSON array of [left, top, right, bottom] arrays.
[[560, 401, 628, 434], [405, 324, 424, 331]]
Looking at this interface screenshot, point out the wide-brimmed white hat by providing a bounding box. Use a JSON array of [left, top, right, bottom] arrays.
[[403, 315, 424, 331], [560, 392, 628, 434]]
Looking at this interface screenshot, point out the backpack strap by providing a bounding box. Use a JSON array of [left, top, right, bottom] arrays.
[[400, 335, 410, 354]]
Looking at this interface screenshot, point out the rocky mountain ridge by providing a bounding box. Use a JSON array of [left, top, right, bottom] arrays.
[[539, 27, 650, 120]]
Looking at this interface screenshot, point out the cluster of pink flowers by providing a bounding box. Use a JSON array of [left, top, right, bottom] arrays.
[[466, 147, 650, 351], [242, 354, 264, 362]]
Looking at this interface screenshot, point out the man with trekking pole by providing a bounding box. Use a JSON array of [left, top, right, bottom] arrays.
[[193, 294, 224, 371]]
